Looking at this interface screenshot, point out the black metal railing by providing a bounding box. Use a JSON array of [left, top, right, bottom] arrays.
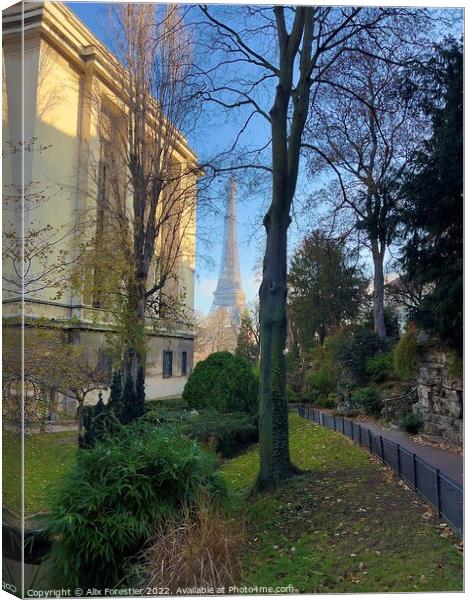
[[297, 404, 463, 537]]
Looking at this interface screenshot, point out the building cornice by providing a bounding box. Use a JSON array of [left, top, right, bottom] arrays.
[[2, 1, 200, 168]]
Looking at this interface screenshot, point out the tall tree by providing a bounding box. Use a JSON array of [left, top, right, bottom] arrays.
[[199, 5, 428, 489], [80, 4, 201, 387], [399, 39, 463, 352], [304, 39, 426, 338], [288, 231, 368, 349]]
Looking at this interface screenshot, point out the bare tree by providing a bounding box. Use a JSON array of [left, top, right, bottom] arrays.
[[198, 5, 430, 489], [194, 309, 238, 363], [2, 323, 107, 435], [304, 38, 427, 337], [78, 4, 202, 385], [2, 140, 77, 301]]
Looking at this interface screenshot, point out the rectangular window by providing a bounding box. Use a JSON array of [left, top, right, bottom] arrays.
[[181, 351, 187, 376], [163, 350, 173, 378]]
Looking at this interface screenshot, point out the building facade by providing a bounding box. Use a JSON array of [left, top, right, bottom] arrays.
[[2, 1, 198, 407]]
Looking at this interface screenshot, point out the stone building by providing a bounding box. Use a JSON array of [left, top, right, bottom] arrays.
[[2, 2, 198, 409]]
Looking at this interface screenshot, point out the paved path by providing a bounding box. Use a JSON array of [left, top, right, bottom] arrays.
[[302, 406, 463, 487], [354, 417, 463, 486]]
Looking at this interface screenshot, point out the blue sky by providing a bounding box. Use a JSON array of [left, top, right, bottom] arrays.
[[68, 1, 272, 314], [66, 3, 462, 315]]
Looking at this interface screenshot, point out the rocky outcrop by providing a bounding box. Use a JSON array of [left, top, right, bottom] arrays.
[[414, 348, 463, 443], [381, 383, 417, 420]]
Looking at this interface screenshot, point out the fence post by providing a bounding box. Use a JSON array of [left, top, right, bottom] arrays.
[[342, 417, 345, 436], [379, 435, 385, 464], [358, 424, 362, 445], [321, 412, 324, 427], [412, 453, 417, 492], [368, 429, 372, 453], [333, 416, 336, 432], [397, 444, 401, 476], [436, 468, 442, 517]]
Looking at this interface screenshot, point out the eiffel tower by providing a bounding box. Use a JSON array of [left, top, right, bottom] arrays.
[[211, 179, 246, 324]]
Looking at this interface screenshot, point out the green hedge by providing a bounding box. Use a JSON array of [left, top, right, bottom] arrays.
[[145, 408, 259, 459], [185, 411, 259, 458], [182, 352, 258, 414], [145, 398, 188, 412]]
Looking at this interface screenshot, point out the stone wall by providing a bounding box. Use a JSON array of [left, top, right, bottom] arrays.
[[414, 348, 463, 444]]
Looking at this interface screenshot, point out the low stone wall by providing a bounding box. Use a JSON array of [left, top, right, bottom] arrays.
[[414, 348, 463, 444]]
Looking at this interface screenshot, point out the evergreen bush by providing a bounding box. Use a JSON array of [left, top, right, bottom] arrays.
[[340, 330, 390, 384], [394, 326, 420, 380], [350, 386, 382, 418], [47, 422, 225, 589], [80, 393, 117, 448], [399, 411, 424, 435], [182, 352, 258, 414], [186, 410, 259, 458], [145, 398, 189, 412], [286, 384, 301, 403], [366, 351, 395, 383], [306, 366, 336, 399], [108, 370, 124, 420]]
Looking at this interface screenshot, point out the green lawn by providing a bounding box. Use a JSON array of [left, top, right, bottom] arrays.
[[220, 414, 463, 593], [3, 431, 78, 517]]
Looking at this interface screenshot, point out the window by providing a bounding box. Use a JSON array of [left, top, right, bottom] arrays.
[[181, 351, 188, 376], [163, 350, 173, 378]]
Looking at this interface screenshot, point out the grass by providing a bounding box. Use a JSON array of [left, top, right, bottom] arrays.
[[3, 431, 78, 517], [220, 414, 463, 593]]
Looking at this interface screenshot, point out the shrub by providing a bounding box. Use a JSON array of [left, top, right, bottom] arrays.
[[142, 496, 244, 594], [47, 422, 225, 589], [145, 409, 190, 427], [399, 411, 424, 435], [314, 393, 338, 409], [306, 343, 337, 401], [306, 366, 336, 398], [394, 326, 420, 380], [145, 398, 189, 412], [366, 352, 395, 383], [351, 386, 382, 418], [362, 307, 400, 339], [340, 330, 391, 384], [286, 384, 301, 403], [182, 352, 258, 414], [447, 352, 463, 379], [185, 411, 258, 458], [80, 394, 120, 448]]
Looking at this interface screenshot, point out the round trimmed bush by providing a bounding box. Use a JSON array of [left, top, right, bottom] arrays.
[[183, 352, 258, 414]]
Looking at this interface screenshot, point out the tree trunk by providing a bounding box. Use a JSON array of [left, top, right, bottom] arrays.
[[256, 203, 298, 491], [372, 243, 387, 338], [77, 398, 84, 440], [122, 277, 147, 382]]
